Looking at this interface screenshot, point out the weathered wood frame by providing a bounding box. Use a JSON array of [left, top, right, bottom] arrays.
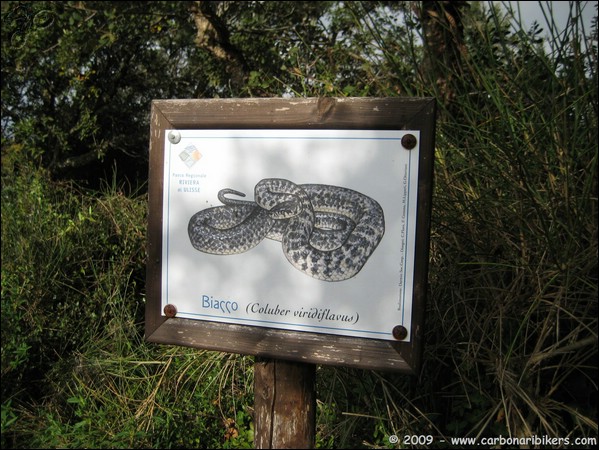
[[146, 97, 435, 374]]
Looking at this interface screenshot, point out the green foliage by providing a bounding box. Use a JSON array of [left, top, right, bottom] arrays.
[[2, 1, 597, 448], [1, 1, 205, 181], [1, 161, 145, 446]]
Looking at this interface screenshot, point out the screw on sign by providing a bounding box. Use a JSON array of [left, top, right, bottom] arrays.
[[164, 304, 177, 318], [392, 325, 408, 340], [401, 134, 417, 150]]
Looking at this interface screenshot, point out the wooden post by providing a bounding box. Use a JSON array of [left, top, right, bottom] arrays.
[[254, 358, 316, 449]]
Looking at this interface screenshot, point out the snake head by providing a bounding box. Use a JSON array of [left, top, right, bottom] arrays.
[[267, 199, 302, 220]]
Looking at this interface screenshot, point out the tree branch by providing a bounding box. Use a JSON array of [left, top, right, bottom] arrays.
[[190, 1, 248, 89]]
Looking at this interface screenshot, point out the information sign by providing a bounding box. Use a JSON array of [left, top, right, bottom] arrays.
[[146, 98, 435, 373]]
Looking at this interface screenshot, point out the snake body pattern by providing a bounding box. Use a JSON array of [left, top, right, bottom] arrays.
[[188, 178, 385, 282]]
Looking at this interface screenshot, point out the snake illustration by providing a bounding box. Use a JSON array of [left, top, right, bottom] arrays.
[[188, 178, 385, 282]]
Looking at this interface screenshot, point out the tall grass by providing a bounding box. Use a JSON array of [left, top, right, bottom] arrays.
[[1, 1, 597, 448], [315, 0, 597, 445], [426, 2, 598, 440]]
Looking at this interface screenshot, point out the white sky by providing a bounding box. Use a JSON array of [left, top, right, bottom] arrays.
[[501, 1, 597, 37]]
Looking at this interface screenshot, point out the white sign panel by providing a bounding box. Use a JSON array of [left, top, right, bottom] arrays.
[[161, 129, 419, 341]]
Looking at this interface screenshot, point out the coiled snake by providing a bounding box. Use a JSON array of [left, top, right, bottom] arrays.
[[188, 178, 385, 282]]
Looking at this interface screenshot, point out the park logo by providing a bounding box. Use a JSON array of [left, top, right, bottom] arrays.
[[179, 144, 202, 168]]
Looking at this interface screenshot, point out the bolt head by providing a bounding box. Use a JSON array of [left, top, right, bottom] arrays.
[[392, 325, 408, 340], [401, 134, 417, 150], [164, 304, 177, 318], [168, 130, 181, 144]]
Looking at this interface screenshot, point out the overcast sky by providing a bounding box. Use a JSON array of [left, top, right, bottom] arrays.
[[502, 1, 597, 36]]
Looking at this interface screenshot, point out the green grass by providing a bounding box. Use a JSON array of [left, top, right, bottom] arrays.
[[2, 2, 597, 448]]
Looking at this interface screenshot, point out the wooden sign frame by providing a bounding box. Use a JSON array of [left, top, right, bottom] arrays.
[[145, 97, 435, 374]]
